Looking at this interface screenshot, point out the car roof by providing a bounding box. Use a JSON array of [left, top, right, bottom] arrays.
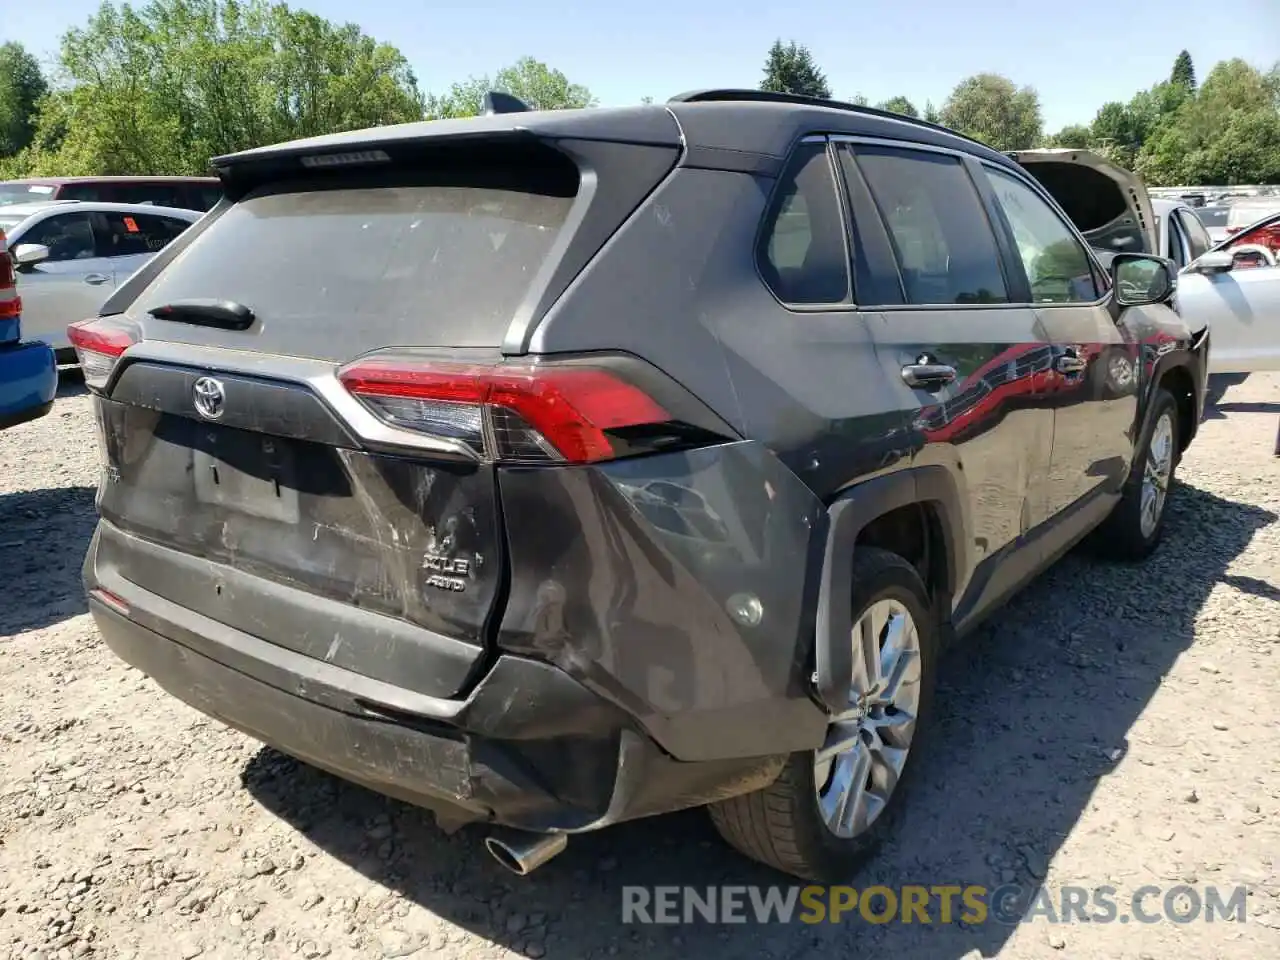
[[0, 201, 68, 217], [5, 201, 202, 220], [2, 175, 219, 184], [212, 93, 1017, 175]]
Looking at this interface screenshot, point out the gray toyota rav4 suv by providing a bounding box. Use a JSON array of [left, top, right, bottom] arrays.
[[74, 90, 1209, 882]]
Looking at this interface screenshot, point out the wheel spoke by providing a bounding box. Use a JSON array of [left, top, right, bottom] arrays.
[[867, 734, 907, 799], [877, 612, 919, 706], [852, 604, 884, 697], [834, 742, 872, 835], [815, 720, 861, 763], [816, 591, 923, 840]]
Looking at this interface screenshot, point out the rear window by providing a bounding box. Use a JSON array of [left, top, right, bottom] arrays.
[[1228, 201, 1280, 230], [0, 183, 57, 206], [128, 167, 578, 360], [1196, 207, 1229, 228]]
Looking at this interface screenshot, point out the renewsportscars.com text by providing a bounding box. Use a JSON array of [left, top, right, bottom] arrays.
[[621, 884, 1249, 926]]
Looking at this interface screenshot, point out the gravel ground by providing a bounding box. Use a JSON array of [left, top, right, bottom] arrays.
[[1, 374, 1278, 960]]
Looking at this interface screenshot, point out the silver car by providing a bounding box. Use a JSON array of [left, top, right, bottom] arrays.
[[0, 201, 201, 357]]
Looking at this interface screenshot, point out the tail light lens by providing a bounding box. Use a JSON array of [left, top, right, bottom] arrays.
[[0, 233, 20, 321], [337, 356, 717, 464], [68, 318, 138, 390]]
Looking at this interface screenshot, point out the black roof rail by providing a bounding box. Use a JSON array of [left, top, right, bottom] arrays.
[[666, 88, 994, 153], [482, 91, 530, 115]]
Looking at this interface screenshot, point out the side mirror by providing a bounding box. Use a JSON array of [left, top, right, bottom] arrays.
[[1111, 253, 1175, 307], [1189, 250, 1235, 275], [11, 243, 50, 268]]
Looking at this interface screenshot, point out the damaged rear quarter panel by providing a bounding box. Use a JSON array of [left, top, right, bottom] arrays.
[[495, 440, 829, 762]]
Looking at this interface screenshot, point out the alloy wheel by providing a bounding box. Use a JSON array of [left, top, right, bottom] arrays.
[[814, 599, 923, 839]]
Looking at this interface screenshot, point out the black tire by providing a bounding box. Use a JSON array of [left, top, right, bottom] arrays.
[[1094, 387, 1180, 562], [707, 547, 938, 882]]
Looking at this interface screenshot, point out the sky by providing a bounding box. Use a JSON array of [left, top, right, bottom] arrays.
[[3, 0, 1279, 132]]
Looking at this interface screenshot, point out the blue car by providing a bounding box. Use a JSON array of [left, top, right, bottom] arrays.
[[0, 234, 57, 431]]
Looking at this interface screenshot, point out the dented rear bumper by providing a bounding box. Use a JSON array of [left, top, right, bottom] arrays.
[[84, 522, 787, 832]]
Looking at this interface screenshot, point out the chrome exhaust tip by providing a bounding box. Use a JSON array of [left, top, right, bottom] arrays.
[[484, 829, 568, 876]]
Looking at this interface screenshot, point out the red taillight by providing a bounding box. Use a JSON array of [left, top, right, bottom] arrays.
[[67, 318, 138, 389], [337, 357, 671, 464], [0, 234, 19, 319]]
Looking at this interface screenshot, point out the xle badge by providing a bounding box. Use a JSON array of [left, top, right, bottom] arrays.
[[422, 553, 471, 593]]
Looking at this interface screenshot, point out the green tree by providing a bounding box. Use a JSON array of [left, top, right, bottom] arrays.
[[760, 40, 831, 99], [939, 73, 1042, 149], [424, 57, 594, 118], [877, 95, 918, 118], [1137, 58, 1280, 185], [494, 57, 595, 111], [0, 43, 48, 157], [922, 100, 940, 124], [1044, 124, 1093, 148], [1171, 50, 1196, 91], [14, 0, 423, 176]]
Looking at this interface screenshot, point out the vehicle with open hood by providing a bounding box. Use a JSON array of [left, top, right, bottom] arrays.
[[1011, 149, 1158, 263], [1014, 149, 1276, 375]]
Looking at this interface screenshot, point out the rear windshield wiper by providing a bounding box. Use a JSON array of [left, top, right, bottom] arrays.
[[148, 299, 255, 331]]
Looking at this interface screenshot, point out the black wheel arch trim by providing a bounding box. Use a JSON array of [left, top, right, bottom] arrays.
[[813, 465, 964, 714], [1139, 345, 1207, 455]]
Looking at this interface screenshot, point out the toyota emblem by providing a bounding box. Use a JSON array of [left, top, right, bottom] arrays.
[[192, 376, 226, 420]]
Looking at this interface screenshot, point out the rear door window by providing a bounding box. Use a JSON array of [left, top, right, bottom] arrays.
[[853, 145, 1008, 305], [20, 213, 97, 261], [756, 140, 851, 305], [96, 212, 191, 257], [125, 168, 579, 360]]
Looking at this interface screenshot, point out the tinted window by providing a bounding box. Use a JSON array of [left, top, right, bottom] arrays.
[[20, 213, 97, 261], [96, 213, 191, 257], [113, 183, 185, 207], [1196, 207, 1229, 228], [985, 167, 1099, 303], [1178, 210, 1212, 259], [127, 167, 578, 361], [756, 141, 850, 305], [59, 184, 107, 202], [1165, 215, 1188, 267], [856, 146, 1007, 305], [193, 187, 223, 211]]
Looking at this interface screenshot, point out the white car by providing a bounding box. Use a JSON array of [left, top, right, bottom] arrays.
[[1012, 150, 1278, 376], [1177, 208, 1280, 375], [0, 201, 201, 358]]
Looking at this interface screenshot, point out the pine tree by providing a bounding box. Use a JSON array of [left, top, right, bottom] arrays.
[[1171, 50, 1196, 92], [760, 40, 831, 99]]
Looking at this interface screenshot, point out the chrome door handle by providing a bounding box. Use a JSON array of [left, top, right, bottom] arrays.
[[1055, 352, 1087, 374], [84, 274, 110, 285], [901, 362, 957, 389]]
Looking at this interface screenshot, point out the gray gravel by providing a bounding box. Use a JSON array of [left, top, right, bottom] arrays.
[[2, 374, 1278, 960]]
